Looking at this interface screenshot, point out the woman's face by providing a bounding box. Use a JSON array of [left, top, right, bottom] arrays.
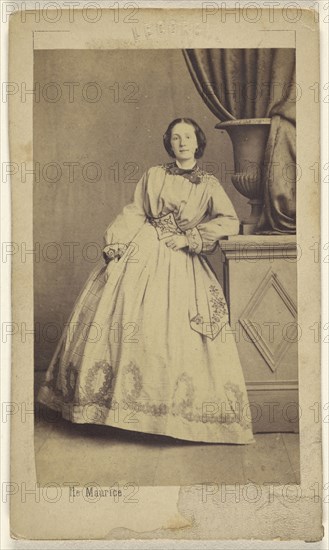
[[170, 122, 198, 162]]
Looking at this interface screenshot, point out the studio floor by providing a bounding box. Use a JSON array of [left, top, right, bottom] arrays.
[[34, 409, 300, 487]]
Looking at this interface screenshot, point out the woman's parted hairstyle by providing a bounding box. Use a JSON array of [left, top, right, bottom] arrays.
[[163, 118, 207, 159]]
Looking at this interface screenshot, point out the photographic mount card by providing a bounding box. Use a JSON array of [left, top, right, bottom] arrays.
[[8, 5, 323, 542]]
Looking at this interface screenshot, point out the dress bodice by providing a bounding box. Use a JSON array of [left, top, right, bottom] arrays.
[[104, 162, 240, 256], [145, 164, 213, 232]]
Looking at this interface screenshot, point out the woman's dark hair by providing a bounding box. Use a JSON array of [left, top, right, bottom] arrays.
[[163, 118, 207, 159]]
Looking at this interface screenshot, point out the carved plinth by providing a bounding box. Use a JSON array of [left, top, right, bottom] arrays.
[[219, 235, 299, 433]]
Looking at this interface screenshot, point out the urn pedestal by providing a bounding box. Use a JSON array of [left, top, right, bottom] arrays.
[[216, 118, 271, 235], [219, 235, 299, 433]]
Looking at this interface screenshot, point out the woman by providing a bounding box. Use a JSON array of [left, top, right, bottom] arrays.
[[38, 118, 255, 445]]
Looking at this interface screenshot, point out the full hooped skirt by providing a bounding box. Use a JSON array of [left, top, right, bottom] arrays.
[[38, 222, 255, 444]]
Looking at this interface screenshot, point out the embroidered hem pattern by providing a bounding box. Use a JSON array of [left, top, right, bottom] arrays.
[[38, 359, 254, 444]]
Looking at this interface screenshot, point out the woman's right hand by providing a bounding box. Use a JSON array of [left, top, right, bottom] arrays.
[[163, 234, 188, 251]]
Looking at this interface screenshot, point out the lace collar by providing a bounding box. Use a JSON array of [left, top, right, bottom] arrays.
[[161, 161, 205, 184]]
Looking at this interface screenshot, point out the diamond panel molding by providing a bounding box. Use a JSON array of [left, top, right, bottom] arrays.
[[239, 268, 297, 372]]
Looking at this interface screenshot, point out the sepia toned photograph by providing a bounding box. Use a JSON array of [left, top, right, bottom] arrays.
[[34, 46, 300, 489], [7, 4, 323, 542]]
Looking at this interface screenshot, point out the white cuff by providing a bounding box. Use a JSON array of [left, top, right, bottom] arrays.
[[103, 243, 128, 260], [185, 227, 203, 254]]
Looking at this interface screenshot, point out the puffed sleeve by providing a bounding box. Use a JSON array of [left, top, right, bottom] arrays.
[[103, 170, 147, 262], [185, 177, 239, 254]]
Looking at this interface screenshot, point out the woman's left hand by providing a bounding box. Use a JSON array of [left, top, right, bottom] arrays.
[[164, 234, 188, 251]]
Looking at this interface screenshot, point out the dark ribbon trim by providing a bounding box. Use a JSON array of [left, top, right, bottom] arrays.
[[163, 162, 204, 184]]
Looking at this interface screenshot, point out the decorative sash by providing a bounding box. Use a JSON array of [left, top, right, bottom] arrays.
[[148, 211, 229, 340], [188, 255, 229, 340]]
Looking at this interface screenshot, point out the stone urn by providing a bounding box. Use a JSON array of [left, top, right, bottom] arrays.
[[215, 118, 271, 235]]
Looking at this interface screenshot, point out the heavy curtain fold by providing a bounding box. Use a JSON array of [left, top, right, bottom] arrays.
[[183, 49, 296, 233]]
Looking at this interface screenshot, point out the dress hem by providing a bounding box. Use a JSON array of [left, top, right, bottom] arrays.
[[37, 392, 256, 446]]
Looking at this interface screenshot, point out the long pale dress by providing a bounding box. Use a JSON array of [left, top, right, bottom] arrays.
[[38, 162, 255, 444]]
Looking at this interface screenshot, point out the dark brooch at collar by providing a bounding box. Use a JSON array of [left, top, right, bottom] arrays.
[[162, 161, 204, 184]]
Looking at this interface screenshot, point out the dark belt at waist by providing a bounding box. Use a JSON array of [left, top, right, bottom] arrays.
[[147, 212, 183, 240]]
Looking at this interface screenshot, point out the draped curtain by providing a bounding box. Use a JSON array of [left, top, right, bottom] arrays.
[[183, 49, 296, 234]]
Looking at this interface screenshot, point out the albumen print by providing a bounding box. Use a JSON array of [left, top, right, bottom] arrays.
[[8, 5, 322, 541]]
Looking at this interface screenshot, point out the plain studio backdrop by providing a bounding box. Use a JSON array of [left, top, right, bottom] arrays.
[[33, 49, 249, 372]]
